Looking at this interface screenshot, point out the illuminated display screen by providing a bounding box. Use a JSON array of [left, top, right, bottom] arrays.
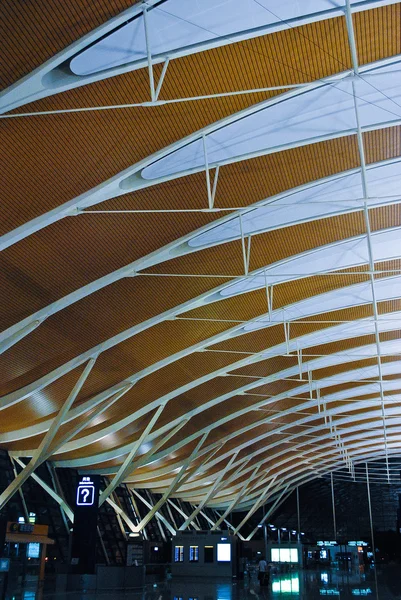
[[271, 548, 299, 563], [272, 577, 300, 594], [217, 543, 231, 562], [27, 542, 40, 559], [174, 546, 184, 562], [189, 546, 199, 562]]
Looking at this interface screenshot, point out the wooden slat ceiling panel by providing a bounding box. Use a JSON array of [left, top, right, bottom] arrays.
[[354, 3, 401, 64], [4, 216, 398, 402], [3, 2, 401, 495], [0, 210, 219, 325], [1, 6, 396, 233], [0, 365, 88, 432], [0, 91, 270, 234], [0, 275, 232, 391], [0, 0, 139, 89], [4, 294, 392, 444], [1, 318, 237, 407]]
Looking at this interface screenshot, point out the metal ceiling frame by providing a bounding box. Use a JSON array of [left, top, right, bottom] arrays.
[[1, 52, 401, 254], [2, 0, 401, 518], [1, 0, 396, 115]]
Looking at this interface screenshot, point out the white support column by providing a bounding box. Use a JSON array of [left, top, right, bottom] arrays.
[[211, 465, 261, 529], [176, 442, 223, 489], [47, 463, 71, 535], [238, 213, 250, 276], [14, 457, 74, 522], [166, 501, 179, 530], [128, 417, 190, 476], [246, 486, 291, 541], [264, 272, 273, 321], [142, 4, 156, 102], [211, 165, 220, 207], [197, 508, 244, 540], [110, 490, 128, 541], [135, 432, 209, 532], [55, 383, 133, 452], [168, 499, 200, 530], [178, 451, 239, 530], [10, 457, 29, 522], [105, 496, 140, 534], [132, 489, 176, 536], [155, 57, 170, 101], [284, 322, 290, 354], [0, 319, 41, 355], [344, 0, 390, 483], [297, 347, 303, 380], [202, 135, 213, 209], [100, 403, 165, 505], [365, 463, 376, 553], [233, 476, 277, 534], [0, 358, 96, 509], [331, 472, 337, 538]]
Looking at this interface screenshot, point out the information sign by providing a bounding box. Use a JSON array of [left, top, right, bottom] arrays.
[[0, 559, 9, 573], [76, 477, 96, 506]]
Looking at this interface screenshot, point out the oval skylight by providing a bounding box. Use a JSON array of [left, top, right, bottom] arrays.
[[189, 159, 401, 250], [70, 0, 352, 77], [141, 59, 401, 181]]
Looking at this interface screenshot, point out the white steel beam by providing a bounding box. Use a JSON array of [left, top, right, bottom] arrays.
[[99, 403, 165, 505], [0, 358, 95, 509], [13, 457, 74, 522], [2, 150, 401, 365], [131, 489, 176, 536], [211, 466, 262, 529], [233, 476, 278, 534], [344, 0, 390, 482], [178, 451, 239, 530], [134, 432, 209, 531], [167, 499, 200, 530], [1, 1, 394, 115], [1, 54, 400, 253], [246, 487, 292, 540]]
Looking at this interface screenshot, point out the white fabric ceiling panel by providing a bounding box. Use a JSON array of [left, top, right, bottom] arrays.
[[142, 59, 401, 180], [220, 226, 401, 298], [244, 275, 401, 333], [70, 0, 351, 76], [189, 159, 401, 248]]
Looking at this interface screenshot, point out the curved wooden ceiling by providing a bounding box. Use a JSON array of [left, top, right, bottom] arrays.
[[1, 0, 401, 513]]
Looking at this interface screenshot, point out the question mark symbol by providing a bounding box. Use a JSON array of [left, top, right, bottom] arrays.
[[82, 488, 90, 503]]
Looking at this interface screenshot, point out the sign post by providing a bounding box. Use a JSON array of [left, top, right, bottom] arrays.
[[70, 475, 100, 574]]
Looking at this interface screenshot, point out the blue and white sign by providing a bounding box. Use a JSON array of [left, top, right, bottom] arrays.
[[76, 477, 95, 506], [0, 558, 10, 572]]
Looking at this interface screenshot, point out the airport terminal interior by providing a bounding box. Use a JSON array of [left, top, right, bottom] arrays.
[[2, 0, 401, 598]]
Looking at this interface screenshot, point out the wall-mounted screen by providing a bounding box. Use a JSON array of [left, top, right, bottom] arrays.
[[271, 547, 299, 563], [217, 543, 231, 562], [189, 546, 199, 562], [27, 542, 40, 559], [174, 546, 184, 562]]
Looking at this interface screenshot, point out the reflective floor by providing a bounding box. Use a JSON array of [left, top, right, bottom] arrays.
[[3, 566, 401, 600]]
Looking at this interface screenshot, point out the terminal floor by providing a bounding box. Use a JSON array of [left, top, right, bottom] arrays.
[[4, 566, 401, 599]]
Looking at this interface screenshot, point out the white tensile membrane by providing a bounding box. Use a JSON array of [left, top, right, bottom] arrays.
[[70, 0, 352, 76], [215, 226, 401, 300], [189, 159, 401, 248], [141, 59, 401, 180]]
